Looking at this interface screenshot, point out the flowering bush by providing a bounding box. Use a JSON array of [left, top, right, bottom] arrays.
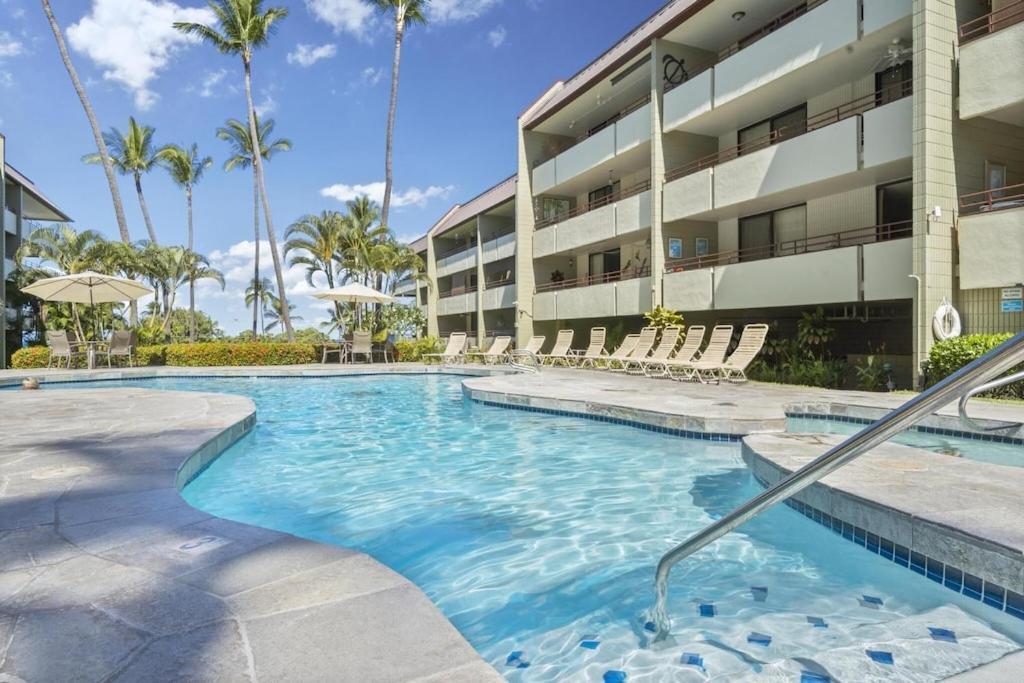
[[394, 336, 442, 362], [929, 333, 1020, 398], [10, 341, 316, 368]]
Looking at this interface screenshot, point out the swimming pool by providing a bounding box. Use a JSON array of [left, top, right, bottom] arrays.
[[787, 415, 1024, 468], [59, 376, 1024, 680]]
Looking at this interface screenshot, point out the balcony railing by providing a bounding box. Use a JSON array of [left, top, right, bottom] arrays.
[[435, 241, 476, 261], [535, 180, 651, 230], [533, 95, 650, 168], [959, 0, 1024, 43], [959, 183, 1024, 215], [664, 222, 912, 273], [484, 274, 515, 288], [664, 0, 828, 94], [536, 264, 651, 294], [665, 80, 912, 182], [438, 284, 477, 299]]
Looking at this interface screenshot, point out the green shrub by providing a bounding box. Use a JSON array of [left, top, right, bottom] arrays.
[[165, 342, 317, 366], [10, 346, 49, 369], [929, 333, 1021, 398], [136, 345, 167, 366], [394, 336, 442, 362]]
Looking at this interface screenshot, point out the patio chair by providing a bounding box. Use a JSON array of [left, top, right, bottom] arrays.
[[46, 330, 84, 369], [607, 327, 657, 371], [672, 325, 734, 382], [466, 335, 512, 364], [575, 327, 608, 368], [350, 330, 374, 364], [538, 329, 574, 366], [102, 330, 136, 368], [423, 332, 468, 365], [702, 324, 770, 383], [596, 334, 640, 371], [644, 325, 705, 378], [522, 335, 545, 355], [625, 325, 681, 375]]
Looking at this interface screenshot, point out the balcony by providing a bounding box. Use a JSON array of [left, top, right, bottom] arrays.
[[663, 0, 911, 132], [4, 209, 16, 235], [534, 183, 651, 258], [435, 244, 476, 279], [481, 232, 515, 264], [4, 258, 15, 281], [532, 99, 651, 196], [393, 279, 417, 297], [534, 267, 651, 321], [437, 285, 477, 316], [959, 2, 1024, 123], [482, 282, 515, 311], [958, 184, 1024, 289], [663, 223, 913, 311], [663, 86, 912, 221]]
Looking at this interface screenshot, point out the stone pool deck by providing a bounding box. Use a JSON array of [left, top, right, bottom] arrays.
[[2, 363, 1024, 680]]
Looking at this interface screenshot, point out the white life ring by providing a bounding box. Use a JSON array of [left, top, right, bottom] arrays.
[[932, 299, 962, 341]]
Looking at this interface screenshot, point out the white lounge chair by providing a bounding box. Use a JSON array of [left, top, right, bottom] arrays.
[[466, 335, 512, 364], [575, 327, 608, 368], [645, 325, 705, 378], [522, 335, 545, 355], [674, 325, 734, 382], [607, 327, 656, 371], [596, 334, 640, 370], [704, 324, 769, 383], [423, 332, 468, 365], [625, 325, 681, 375], [538, 329, 574, 366]]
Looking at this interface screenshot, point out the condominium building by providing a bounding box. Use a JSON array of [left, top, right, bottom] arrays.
[[1, 133, 74, 368], [411, 0, 1024, 384]]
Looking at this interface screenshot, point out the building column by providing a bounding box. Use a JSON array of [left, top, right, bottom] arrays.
[[0, 134, 6, 369], [475, 219, 486, 346], [650, 38, 669, 309], [911, 0, 958, 385], [514, 122, 537, 348], [426, 234, 439, 338]]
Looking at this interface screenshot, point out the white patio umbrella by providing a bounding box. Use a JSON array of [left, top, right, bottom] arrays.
[[311, 283, 394, 340], [22, 271, 154, 341]]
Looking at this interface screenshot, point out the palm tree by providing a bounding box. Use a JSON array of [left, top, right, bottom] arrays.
[[157, 143, 213, 250], [40, 0, 131, 244], [97, 240, 146, 326], [370, 0, 428, 229], [83, 117, 162, 243], [182, 250, 225, 342], [263, 296, 301, 333], [284, 211, 346, 319], [138, 245, 223, 339], [217, 115, 291, 337], [245, 276, 275, 335], [174, 0, 295, 340], [340, 195, 387, 286]]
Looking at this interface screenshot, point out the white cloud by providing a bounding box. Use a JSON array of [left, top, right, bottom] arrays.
[[287, 42, 337, 67], [66, 0, 215, 111], [320, 181, 454, 209], [0, 30, 22, 57], [254, 92, 277, 117], [429, 0, 502, 23], [487, 25, 506, 48], [197, 68, 227, 97], [0, 70, 12, 88], [357, 66, 384, 87], [304, 0, 376, 39]]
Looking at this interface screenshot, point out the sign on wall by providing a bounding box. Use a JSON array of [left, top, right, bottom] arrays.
[[1001, 287, 1023, 300]]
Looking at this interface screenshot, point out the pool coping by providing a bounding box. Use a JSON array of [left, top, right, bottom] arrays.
[[0, 380, 503, 682]]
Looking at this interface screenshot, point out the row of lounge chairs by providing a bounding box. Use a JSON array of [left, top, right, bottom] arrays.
[[427, 324, 768, 383]]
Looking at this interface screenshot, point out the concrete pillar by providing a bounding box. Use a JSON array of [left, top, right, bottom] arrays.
[[649, 38, 669, 308], [514, 123, 538, 348], [426, 234, 439, 338], [475, 218, 486, 346], [911, 0, 958, 385]]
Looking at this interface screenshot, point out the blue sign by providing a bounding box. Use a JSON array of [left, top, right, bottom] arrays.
[[1001, 299, 1023, 313]]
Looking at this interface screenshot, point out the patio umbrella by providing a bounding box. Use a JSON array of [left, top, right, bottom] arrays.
[[22, 271, 154, 340], [311, 283, 394, 339]]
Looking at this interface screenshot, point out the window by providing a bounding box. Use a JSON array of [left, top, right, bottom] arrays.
[[588, 248, 621, 283], [876, 62, 912, 105], [588, 181, 620, 209], [876, 179, 912, 240], [986, 161, 1007, 197], [737, 104, 807, 156], [738, 205, 807, 261], [537, 196, 570, 222]]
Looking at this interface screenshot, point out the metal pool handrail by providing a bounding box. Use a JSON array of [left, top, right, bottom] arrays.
[[508, 349, 541, 374], [958, 369, 1024, 432], [650, 332, 1024, 641]]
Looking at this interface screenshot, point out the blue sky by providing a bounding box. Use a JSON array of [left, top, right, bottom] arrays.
[[0, 0, 663, 333]]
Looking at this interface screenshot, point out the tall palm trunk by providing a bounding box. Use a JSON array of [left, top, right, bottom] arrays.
[[252, 173, 260, 338], [134, 172, 159, 244], [41, 0, 131, 244], [243, 55, 293, 340], [381, 13, 406, 229], [186, 185, 195, 342]]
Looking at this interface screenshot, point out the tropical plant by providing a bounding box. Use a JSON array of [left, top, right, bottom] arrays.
[[82, 117, 163, 243], [796, 306, 835, 356], [853, 348, 890, 392], [40, 0, 131, 244], [643, 305, 685, 345], [139, 245, 224, 340], [174, 0, 295, 340], [245, 276, 276, 334], [284, 210, 347, 319], [157, 143, 213, 250], [217, 115, 292, 337], [370, 0, 428, 229], [379, 302, 425, 338], [264, 295, 301, 333]]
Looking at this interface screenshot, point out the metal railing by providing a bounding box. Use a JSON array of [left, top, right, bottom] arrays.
[[959, 183, 1024, 215], [959, 0, 1024, 43], [665, 81, 912, 183], [663, 222, 912, 273], [435, 242, 477, 261], [437, 284, 477, 299], [535, 180, 651, 230], [532, 95, 651, 169], [664, 0, 828, 94], [484, 275, 515, 288], [959, 370, 1024, 432], [535, 264, 651, 294], [650, 331, 1024, 640]]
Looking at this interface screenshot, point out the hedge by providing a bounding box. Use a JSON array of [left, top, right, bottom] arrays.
[[10, 341, 316, 369], [393, 336, 442, 362], [928, 333, 1021, 399]]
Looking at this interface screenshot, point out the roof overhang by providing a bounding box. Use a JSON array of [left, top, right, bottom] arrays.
[[4, 163, 73, 222]]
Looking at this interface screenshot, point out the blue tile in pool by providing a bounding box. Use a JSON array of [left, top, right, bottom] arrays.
[[963, 573, 983, 600], [747, 632, 772, 646], [879, 538, 895, 561], [926, 557, 944, 584], [681, 652, 705, 670], [861, 595, 884, 607], [579, 639, 600, 650], [806, 616, 828, 628], [928, 627, 957, 643], [750, 586, 768, 602], [894, 544, 910, 567], [603, 670, 627, 683], [642, 620, 656, 633], [944, 567, 963, 592], [1007, 591, 1024, 620], [698, 603, 716, 617], [800, 671, 831, 683], [910, 551, 926, 575], [866, 650, 894, 665], [866, 533, 880, 554], [785, 412, 1024, 446], [505, 650, 529, 668], [984, 582, 1006, 610]]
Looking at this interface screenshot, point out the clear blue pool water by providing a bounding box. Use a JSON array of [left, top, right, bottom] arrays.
[[787, 416, 1024, 468], [51, 376, 1024, 681]]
